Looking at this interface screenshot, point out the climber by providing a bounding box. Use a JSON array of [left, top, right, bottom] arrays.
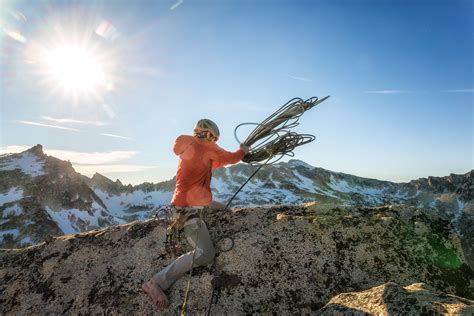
[[142, 118, 250, 309]]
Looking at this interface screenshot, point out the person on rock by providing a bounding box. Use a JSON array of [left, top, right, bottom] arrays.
[[142, 118, 250, 309]]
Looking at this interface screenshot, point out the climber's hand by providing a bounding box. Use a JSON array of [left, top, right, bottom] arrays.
[[240, 144, 250, 155]]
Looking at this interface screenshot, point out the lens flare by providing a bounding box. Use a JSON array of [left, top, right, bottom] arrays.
[[3, 28, 27, 43], [95, 20, 119, 41]]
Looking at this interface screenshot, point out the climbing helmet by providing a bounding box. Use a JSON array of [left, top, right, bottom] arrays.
[[194, 119, 220, 141]]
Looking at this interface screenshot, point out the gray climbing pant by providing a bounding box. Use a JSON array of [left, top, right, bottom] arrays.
[[152, 216, 215, 291]]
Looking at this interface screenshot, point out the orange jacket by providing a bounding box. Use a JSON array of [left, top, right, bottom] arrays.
[[170, 135, 245, 207]]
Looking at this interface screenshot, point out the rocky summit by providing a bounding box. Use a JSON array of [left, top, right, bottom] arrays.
[[1, 203, 472, 315]]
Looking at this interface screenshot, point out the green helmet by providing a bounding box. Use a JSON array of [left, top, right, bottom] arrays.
[[194, 119, 220, 140]]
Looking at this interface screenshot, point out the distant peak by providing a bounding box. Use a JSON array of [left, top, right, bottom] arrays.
[[287, 159, 315, 169], [92, 172, 108, 180], [91, 172, 117, 185], [25, 144, 44, 157]]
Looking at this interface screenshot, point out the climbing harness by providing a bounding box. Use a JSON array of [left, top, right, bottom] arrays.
[[155, 206, 195, 256], [155, 206, 182, 255]]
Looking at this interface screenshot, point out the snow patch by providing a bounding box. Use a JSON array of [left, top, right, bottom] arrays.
[[45, 205, 108, 235], [328, 175, 386, 203], [288, 160, 315, 170], [328, 176, 355, 193], [93, 189, 172, 221], [391, 188, 410, 200], [20, 236, 33, 245], [292, 170, 317, 193], [219, 182, 303, 207], [4, 204, 23, 217], [0, 228, 20, 241], [211, 176, 234, 197], [269, 172, 281, 188], [451, 199, 466, 229], [0, 152, 45, 177], [314, 187, 339, 198], [0, 187, 24, 206]]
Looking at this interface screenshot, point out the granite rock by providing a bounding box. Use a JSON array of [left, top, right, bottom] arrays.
[[0, 204, 472, 315]]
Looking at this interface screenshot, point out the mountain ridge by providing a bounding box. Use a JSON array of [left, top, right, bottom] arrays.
[[0, 145, 121, 247], [1, 144, 473, 269]]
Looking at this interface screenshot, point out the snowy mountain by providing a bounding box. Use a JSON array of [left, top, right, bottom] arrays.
[[0, 145, 176, 248], [83, 173, 173, 222], [1, 145, 472, 253], [0, 145, 120, 247], [212, 160, 472, 218]]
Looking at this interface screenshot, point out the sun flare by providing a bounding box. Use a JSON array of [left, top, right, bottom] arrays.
[[26, 23, 118, 104], [44, 46, 106, 94]]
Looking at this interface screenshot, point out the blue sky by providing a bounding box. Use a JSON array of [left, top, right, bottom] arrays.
[[1, 0, 472, 184]]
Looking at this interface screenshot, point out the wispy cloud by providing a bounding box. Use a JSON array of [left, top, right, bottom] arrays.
[[46, 149, 138, 164], [170, 0, 184, 10], [41, 116, 109, 126], [0, 145, 30, 155], [288, 75, 312, 82], [0, 145, 139, 164], [100, 133, 132, 140], [364, 90, 412, 94], [441, 89, 474, 93], [6, 8, 27, 22], [0, 146, 154, 176], [73, 164, 156, 175], [16, 120, 80, 131]]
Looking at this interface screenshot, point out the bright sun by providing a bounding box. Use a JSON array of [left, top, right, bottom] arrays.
[[24, 18, 120, 103], [45, 46, 106, 94], [33, 36, 116, 102]]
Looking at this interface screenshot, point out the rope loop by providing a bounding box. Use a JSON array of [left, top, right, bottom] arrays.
[[236, 96, 329, 165]]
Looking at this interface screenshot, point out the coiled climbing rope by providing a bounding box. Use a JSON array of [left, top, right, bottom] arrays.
[[236, 96, 330, 165]]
